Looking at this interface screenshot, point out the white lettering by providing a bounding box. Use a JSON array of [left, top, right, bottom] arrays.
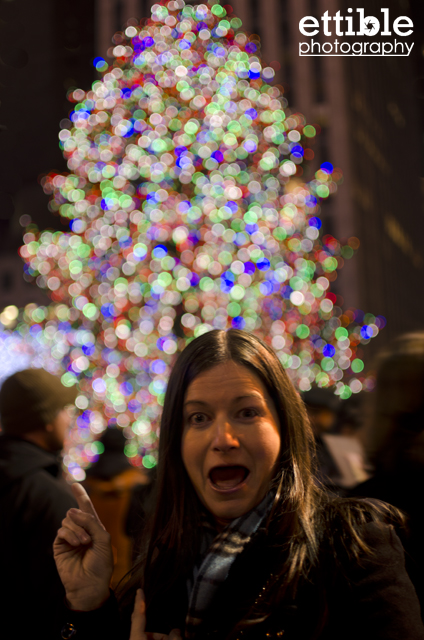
[[299, 16, 319, 36], [345, 10, 355, 36], [382, 41, 394, 54], [299, 42, 310, 55], [405, 42, 414, 55], [393, 16, 413, 36], [380, 8, 391, 36], [333, 11, 344, 36], [321, 10, 332, 36], [356, 9, 380, 36]]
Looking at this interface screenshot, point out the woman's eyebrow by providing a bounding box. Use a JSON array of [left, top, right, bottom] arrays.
[[233, 393, 264, 402], [185, 393, 264, 407], [184, 399, 209, 407]]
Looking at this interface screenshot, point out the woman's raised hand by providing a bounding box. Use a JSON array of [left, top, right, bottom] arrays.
[[130, 589, 182, 640], [53, 482, 114, 611]]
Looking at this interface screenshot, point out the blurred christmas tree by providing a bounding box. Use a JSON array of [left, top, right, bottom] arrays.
[[11, 0, 383, 479]]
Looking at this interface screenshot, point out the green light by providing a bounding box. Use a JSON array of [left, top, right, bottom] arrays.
[[199, 277, 214, 291], [340, 385, 352, 400], [143, 454, 156, 469], [61, 372, 77, 387], [351, 358, 364, 373], [83, 303, 98, 319], [316, 184, 330, 198], [321, 357, 334, 372], [341, 245, 354, 259], [69, 260, 83, 274], [124, 443, 138, 457], [296, 324, 310, 339], [227, 302, 241, 317], [92, 441, 105, 454], [211, 4, 226, 16], [303, 125, 316, 138], [335, 327, 348, 340]]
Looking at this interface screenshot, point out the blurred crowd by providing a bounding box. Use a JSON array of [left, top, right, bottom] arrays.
[[1, 330, 424, 638]]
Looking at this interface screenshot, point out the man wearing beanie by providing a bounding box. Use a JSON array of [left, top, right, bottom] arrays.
[[0, 368, 78, 639]]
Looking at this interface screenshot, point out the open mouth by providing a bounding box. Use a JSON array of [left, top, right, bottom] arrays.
[[209, 465, 250, 491]]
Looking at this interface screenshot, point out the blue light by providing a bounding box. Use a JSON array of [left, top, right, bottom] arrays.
[[121, 88, 132, 99], [360, 325, 373, 339], [93, 57, 107, 70], [101, 304, 114, 318], [323, 344, 336, 357], [244, 139, 257, 153], [120, 381, 133, 396], [256, 258, 270, 271], [152, 245, 168, 258], [321, 162, 334, 174], [305, 196, 317, 208], [245, 108, 258, 119], [231, 316, 246, 329], [150, 359, 167, 374], [82, 343, 95, 356], [290, 145, 304, 158], [212, 150, 223, 162], [259, 281, 273, 295], [309, 217, 322, 229]]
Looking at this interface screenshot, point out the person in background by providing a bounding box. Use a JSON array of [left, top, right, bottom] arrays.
[[335, 392, 365, 437], [301, 387, 342, 488], [125, 464, 157, 563], [84, 426, 149, 587], [351, 332, 424, 616], [0, 368, 77, 639]]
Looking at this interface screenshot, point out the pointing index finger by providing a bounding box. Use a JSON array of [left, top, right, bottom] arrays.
[[71, 482, 104, 527]]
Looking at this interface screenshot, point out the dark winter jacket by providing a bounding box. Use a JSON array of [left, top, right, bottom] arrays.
[[59, 520, 424, 640], [351, 467, 424, 617], [0, 435, 77, 640]]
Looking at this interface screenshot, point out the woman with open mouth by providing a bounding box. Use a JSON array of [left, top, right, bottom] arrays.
[[54, 329, 424, 639]]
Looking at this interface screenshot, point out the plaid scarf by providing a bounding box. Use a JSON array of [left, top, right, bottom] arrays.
[[185, 492, 274, 639]]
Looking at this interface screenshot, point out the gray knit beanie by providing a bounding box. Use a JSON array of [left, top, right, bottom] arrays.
[[0, 369, 77, 435]]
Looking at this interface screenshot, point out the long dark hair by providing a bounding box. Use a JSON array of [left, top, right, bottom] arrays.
[[119, 329, 403, 612]]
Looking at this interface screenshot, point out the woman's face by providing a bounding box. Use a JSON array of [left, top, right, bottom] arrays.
[[181, 361, 281, 528]]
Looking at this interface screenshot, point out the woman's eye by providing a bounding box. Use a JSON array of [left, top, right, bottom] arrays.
[[190, 413, 208, 425], [239, 408, 258, 419]]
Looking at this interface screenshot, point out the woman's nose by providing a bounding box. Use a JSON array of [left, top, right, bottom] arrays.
[[211, 417, 239, 452]]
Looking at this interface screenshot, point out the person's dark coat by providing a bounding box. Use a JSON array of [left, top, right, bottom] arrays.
[[58, 520, 424, 640], [351, 465, 424, 617], [0, 435, 77, 639]]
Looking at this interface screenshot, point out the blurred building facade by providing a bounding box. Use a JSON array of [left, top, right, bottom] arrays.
[[229, 0, 424, 348]]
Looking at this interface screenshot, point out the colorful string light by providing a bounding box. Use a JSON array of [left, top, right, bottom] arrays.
[[10, 0, 382, 480]]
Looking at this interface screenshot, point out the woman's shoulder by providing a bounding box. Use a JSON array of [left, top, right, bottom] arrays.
[[314, 494, 406, 565]]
